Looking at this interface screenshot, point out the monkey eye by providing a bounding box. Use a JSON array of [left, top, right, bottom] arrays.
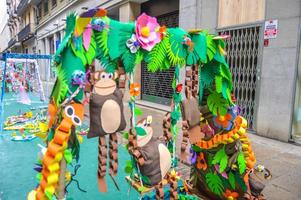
[[108, 73, 113, 79], [143, 121, 147, 127], [65, 105, 74, 117], [100, 72, 106, 79]]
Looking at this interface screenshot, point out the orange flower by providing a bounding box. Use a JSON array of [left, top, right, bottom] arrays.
[[223, 189, 239, 200], [213, 113, 233, 131], [130, 83, 140, 97], [196, 152, 207, 170], [159, 25, 167, 39]]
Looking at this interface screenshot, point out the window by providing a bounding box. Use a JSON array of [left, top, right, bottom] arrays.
[[37, 3, 42, 23], [44, 0, 49, 15], [52, 0, 57, 8]]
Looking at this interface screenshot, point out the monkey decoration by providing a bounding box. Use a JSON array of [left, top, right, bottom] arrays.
[[128, 116, 178, 199], [87, 70, 126, 192]]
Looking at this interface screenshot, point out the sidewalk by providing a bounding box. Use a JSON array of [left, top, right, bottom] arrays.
[[122, 105, 301, 200]]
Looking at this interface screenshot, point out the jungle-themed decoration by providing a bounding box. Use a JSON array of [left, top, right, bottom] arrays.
[[180, 65, 264, 199], [27, 6, 263, 200], [125, 115, 173, 198], [87, 70, 126, 192]]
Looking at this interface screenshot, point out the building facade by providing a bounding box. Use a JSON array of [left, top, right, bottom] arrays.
[[3, 0, 301, 143]]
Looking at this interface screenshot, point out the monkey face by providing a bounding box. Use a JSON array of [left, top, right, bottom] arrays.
[[93, 71, 117, 96], [136, 116, 153, 147], [63, 103, 84, 126]]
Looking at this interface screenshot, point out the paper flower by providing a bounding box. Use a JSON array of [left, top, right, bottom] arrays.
[[91, 18, 106, 31], [135, 13, 161, 51], [159, 25, 167, 39], [190, 148, 197, 164], [71, 70, 86, 86], [175, 83, 183, 93], [196, 152, 207, 170], [130, 83, 140, 97], [213, 106, 238, 131], [170, 169, 181, 180], [183, 35, 194, 51], [223, 189, 239, 200], [213, 114, 233, 130], [126, 34, 140, 53]]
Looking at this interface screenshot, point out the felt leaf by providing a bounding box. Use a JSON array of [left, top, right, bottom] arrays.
[[205, 172, 224, 196], [146, 33, 170, 72], [121, 49, 136, 73], [171, 110, 181, 123], [50, 65, 68, 106], [207, 91, 229, 116], [36, 173, 42, 182], [135, 127, 147, 136], [122, 131, 129, 140], [206, 35, 217, 61], [234, 171, 247, 192], [83, 24, 92, 51], [55, 13, 76, 62], [75, 17, 91, 37], [134, 107, 143, 116], [64, 149, 73, 164], [173, 92, 182, 104], [215, 76, 223, 93], [84, 35, 96, 65], [169, 28, 188, 58], [228, 171, 236, 189], [219, 154, 228, 173], [138, 185, 148, 193], [212, 146, 227, 165], [191, 144, 202, 153], [237, 151, 246, 174], [108, 19, 134, 60], [214, 50, 227, 66], [191, 33, 207, 63], [124, 160, 133, 174]]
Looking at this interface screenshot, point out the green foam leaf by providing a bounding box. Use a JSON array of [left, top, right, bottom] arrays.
[[237, 151, 247, 174], [205, 172, 224, 196], [207, 91, 229, 116]]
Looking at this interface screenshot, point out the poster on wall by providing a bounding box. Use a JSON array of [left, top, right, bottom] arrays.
[[264, 19, 278, 39]]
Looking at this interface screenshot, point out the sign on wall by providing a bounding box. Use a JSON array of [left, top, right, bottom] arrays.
[[264, 19, 278, 39]]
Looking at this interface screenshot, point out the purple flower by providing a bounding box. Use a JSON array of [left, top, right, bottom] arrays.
[[190, 148, 197, 164]]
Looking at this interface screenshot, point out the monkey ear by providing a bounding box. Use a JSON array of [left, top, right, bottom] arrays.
[[114, 71, 119, 79], [146, 116, 152, 125], [93, 71, 100, 80]]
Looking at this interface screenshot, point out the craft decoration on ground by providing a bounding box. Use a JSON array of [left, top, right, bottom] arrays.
[[27, 6, 264, 200], [0, 59, 45, 101], [87, 70, 126, 192]]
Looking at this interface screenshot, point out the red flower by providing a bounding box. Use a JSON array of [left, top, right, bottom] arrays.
[[176, 84, 183, 93]]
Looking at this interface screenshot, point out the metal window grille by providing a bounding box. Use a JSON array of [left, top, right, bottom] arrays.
[[141, 11, 179, 105], [218, 25, 262, 130]]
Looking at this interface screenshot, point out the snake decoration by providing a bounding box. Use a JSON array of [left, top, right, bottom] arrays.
[[26, 6, 264, 200]]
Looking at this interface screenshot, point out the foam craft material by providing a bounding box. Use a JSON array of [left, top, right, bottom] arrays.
[[27, 7, 263, 200]]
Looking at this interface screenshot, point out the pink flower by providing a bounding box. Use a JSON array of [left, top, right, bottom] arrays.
[[135, 13, 161, 51]]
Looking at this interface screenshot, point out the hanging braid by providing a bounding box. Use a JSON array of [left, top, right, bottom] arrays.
[[97, 136, 107, 181], [162, 112, 172, 143], [109, 133, 118, 176], [155, 182, 164, 199]]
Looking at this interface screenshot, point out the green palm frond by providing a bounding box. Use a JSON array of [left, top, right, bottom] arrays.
[[146, 34, 170, 72], [50, 65, 69, 106]]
